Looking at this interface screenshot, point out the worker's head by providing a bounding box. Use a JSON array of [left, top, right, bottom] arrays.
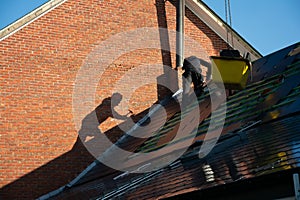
[[111, 92, 123, 106], [183, 56, 200, 71]]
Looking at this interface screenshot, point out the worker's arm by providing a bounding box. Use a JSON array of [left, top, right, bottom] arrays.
[[112, 109, 133, 120]]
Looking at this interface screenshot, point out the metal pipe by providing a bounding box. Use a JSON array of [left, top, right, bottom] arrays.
[[294, 173, 300, 200], [176, 0, 185, 68]]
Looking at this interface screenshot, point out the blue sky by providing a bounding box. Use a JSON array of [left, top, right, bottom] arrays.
[[0, 0, 49, 28], [0, 0, 299, 56], [202, 0, 300, 55]]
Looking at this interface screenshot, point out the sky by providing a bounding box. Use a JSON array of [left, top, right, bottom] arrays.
[[202, 0, 300, 55], [0, 0, 49, 28], [0, 0, 299, 56]]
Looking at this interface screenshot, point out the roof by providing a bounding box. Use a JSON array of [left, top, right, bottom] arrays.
[[40, 42, 300, 199], [106, 114, 300, 200]]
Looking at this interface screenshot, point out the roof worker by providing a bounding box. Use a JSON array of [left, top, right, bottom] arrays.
[[182, 56, 205, 94], [181, 56, 206, 108]]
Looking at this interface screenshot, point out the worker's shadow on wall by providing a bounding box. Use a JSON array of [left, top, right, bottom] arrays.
[[0, 1, 224, 198], [78, 92, 135, 158], [0, 93, 150, 199]]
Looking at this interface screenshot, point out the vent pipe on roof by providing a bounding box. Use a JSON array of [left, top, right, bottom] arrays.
[[176, 0, 185, 68]]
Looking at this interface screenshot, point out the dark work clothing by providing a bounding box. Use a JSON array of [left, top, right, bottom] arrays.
[[182, 56, 202, 74], [182, 56, 204, 95]]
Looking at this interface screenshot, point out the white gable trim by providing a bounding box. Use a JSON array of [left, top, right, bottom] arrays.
[[0, 0, 67, 42]]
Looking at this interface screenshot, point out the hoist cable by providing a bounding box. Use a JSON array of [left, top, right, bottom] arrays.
[[228, 0, 234, 48], [224, 0, 234, 48], [225, 0, 229, 48]]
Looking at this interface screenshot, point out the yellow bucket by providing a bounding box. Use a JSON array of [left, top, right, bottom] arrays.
[[210, 56, 250, 90]]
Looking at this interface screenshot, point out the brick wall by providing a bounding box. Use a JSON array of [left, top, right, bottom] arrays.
[[0, 0, 227, 198]]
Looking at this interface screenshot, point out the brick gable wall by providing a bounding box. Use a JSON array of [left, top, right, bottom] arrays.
[[0, 0, 227, 198]]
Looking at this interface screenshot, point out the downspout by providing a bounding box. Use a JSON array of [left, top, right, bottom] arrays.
[[176, 0, 185, 68]]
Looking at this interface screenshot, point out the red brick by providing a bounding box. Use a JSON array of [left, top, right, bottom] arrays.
[[0, 0, 227, 199]]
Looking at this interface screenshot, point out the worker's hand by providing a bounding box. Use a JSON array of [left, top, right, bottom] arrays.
[[127, 109, 133, 117]]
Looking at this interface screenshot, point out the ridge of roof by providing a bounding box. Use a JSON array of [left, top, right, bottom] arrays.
[[187, 0, 262, 59], [0, 0, 67, 41]]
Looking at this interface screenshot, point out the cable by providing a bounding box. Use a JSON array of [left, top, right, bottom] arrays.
[[228, 0, 234, 48], [224, 0, 234, 48], [225, 0, 229, 48]]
